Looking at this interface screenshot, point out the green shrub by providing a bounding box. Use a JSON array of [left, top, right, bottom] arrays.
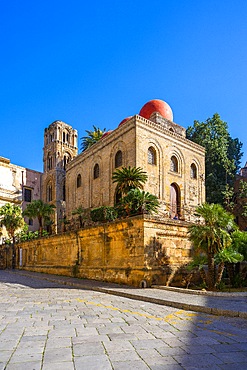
[[91, 206, 118, 222]]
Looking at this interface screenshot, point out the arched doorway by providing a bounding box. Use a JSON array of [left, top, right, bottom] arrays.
[[170, 183, 181, 219]]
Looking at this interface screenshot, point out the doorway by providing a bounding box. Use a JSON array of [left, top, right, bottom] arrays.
[[170, 183, 181, 219]]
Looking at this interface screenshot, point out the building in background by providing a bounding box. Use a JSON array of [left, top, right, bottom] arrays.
[[42, 120, 78, 232], [0, 156, 42, 243]]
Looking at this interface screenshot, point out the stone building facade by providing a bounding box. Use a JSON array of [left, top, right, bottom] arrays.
[[64, 99, 205, 223], [42, 120, 78, 231], [1, 99, 206, 236], [0, 156, 42, 243]]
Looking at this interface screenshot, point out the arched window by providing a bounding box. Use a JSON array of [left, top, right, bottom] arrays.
[[63, 183, 66, 201], [47, 184, 52, 202], [170, 156, 178, 172], [148, 147, 156, 165], [115, 150, 122, 168], [63, 154, 70, 170], [94, 164, 100, 179], [47, 155, 52, 171], [190, 163, 197, 179], [77, 174, 82, 188]]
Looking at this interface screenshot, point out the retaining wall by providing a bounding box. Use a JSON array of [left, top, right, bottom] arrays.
[[16, 216, 192, 287]]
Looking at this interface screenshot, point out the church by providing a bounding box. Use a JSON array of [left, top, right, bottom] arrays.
[[42, 99, 206, 231], [3, 100, 247, 285]]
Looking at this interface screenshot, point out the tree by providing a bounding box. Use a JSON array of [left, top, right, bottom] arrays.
[[188, 203, 237, 290], [186, 114, 243, 204], [0, 203, 26, 268], [120, 188, 160, 216], [214, 247, 243, 286], [23, 200, 55, 236], [222, 180, 247, 226], [112, 166, 148, 200], [72, 206, 86, 228], [231, 229, 247, 260], [80, 125, 106, 152], [0, 203, 26, 242], [226, 230, 247, 286]]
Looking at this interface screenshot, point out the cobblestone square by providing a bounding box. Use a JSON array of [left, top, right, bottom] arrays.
[[0, 271, 247, 369]]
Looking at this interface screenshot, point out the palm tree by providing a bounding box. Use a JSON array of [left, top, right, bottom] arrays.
[[112, 166, 148, 200], [80, 125, 106, 152], [121, 188, 160, 216], [224, 230, 247, 285], [23, 200, 55, 236], [188, 203, 237, 290], [72, 206, 86, 228], [215, 247, 243, 286], [0, 203, 26, 268]]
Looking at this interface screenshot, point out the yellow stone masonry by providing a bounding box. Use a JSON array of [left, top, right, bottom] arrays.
[[17, 216, 192, 287]]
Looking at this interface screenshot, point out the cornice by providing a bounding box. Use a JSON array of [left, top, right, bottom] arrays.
[[135, 115, 205, 154], [67, 114, 205, 172]]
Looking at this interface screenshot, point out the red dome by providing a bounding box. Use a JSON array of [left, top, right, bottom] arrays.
[[101, 130, 113, 139], [139, 99, 173, 121], [118, 116, 132, 127]]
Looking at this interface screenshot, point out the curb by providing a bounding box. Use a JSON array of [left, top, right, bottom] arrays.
[[153, 285, 247, 297]]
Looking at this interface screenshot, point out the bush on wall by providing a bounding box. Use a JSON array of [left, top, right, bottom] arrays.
[[91, 206, 118, 222]]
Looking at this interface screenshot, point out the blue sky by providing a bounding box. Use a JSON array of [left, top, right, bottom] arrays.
[[1, 0, 247, 172]]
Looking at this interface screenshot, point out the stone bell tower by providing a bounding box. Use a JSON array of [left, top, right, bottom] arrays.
[[42, 120, 78, 232]]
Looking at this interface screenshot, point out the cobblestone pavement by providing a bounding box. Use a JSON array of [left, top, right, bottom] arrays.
[[0, 271, 247, 370]]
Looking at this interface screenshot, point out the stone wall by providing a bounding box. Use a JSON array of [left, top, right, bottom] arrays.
[[16, 216, 192, 287]]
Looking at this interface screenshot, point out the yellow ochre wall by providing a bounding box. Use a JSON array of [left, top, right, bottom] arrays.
[[17, 216, 192, 287]]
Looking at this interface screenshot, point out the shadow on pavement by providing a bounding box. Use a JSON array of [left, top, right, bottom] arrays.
[[0, 269, 134, 290]]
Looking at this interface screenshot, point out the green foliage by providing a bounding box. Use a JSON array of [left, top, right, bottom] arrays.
[[215, 247, 244, 264], [91, 206, 118, 223], [186, 114, 243, 204], [189, 203, 236, 254], [72, 206, 87, 228], [59, 217, 70, 232], [3, 239, 12, 245], [111, 166, 159, 218], [187, 255, 208, 272], [223, 180, 247, 220], [80, 125, 106, 152], [0, 203, 26, 241], [23, 200, 55, 235], [188, 203, 238, 290], [112, 166, 148, 198], [231, 273, 247, 288], [120, 188, 160, 216], [16, 229, 49, 242], [216, 280, 226, 291], [230, 230, 247, 260]]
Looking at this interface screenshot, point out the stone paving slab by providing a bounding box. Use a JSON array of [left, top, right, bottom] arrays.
[[1, 270, 247, 369], [9, 269, 247, 318]]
